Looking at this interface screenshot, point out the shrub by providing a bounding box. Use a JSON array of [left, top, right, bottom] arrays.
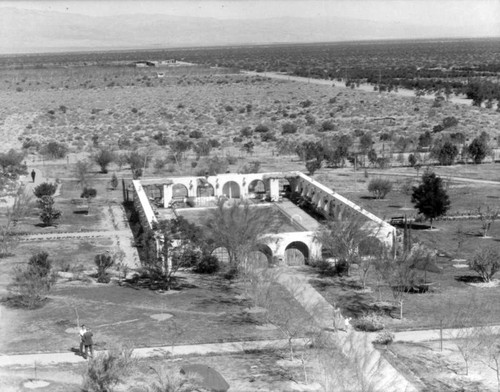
[[33, 182, 57, 198], [95, 253, 114, 283], [189, 130, 203, 139], [193, 255, 220, 274], [153, 158, 167, 172], [82, 344, 135, 392], [305, 113, 316, 125], [226, 155, 238, 165], [300, 99, 313, 108], [310, 259, 337, 277], [41, 141, 68, 159], [352, 313, 385, 332], [367, 178, 393, 199], [240, 126, 253, 138], [468, 246, 500, 282], [320, 120, 336, 132], [209, 139, 220, 148], [261, 132, 276, 142], [306, 159, 321, 175], [281, 122, 298, 135], [442, 116, 458, 129], [0, 149, 27, 179], [81, 188, 97, 199], [28, 252, 52, 277], [110, 173, 118, 190], [254, 124, 269, 133], [373, 331, 395, 345], [239, 160, 261, 174], [8, 252, 56, 308], [93, 149, 115, 174], [38, 196, 61, 226]]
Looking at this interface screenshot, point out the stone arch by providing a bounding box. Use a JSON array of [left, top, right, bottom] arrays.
[[211, 247, 230, 264], [222, 181, 241, 199], [196, 183, 215, 198], [248, 179, 265, 194], [247, 243, 273, 268], [172, 184, 188, 199], [285, 241, 309, 266], [279, 178, 291, 196]]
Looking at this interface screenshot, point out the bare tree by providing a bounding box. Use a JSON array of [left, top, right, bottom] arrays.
[[478, 329, 500, 392], [247, 270, 316, 360], [0, 189, 32, 257], [315, 215, 368, 276], [478, 206, 499, 237], [468, 246, 500, 283], [447, 298, 488, 375], [205, 200, 277, 276], [74, 159, 93, 189]]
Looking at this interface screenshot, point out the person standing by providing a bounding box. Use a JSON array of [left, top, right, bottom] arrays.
[[82, 327, 94, 359], [79, 324, 87, 355], [30, 169, 36, 183]]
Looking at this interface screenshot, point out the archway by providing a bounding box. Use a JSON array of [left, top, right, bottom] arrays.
[[172, 184, 188, 199], [196, 183, 215, 198], [285, 241, 309, 266], [248, 179, 265, 194], [222, 181, 240, 199], [247, 244, 273, 269], [279, 178, 291, 197], [211, 247, 230, 264]]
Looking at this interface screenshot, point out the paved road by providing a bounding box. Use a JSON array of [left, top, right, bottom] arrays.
[[0, 338, 308, 367], [241, 71, 473, 106], [369, 170, 500, 186]]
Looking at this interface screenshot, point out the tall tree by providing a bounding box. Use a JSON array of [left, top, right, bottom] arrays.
[[205, 200, 277, 276], [468, 137, 490, 164], [93, 148, 115, 173], [315, 215, 368, 276], [411, 171, 450, 228]]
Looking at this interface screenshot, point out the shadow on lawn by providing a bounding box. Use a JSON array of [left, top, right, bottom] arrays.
[[124, 275, 198, 291], [310, 278, 374, 318], [455, 275, 484, 284]]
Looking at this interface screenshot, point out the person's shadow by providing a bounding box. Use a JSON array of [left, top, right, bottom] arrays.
[[70, 347, 86, 358]]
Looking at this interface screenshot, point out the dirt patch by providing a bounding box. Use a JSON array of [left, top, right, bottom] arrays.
[[23, 380, 50, 389], [149, 313, 173, 321]]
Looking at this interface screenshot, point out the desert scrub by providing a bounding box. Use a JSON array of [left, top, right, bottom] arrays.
[[373, 331, 395, 346], [352, 313, 385, 332]]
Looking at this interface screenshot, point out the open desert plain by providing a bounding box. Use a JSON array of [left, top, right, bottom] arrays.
[[1, 2, 500, 392]]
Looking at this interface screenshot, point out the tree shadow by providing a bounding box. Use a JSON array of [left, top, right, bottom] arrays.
[[0, 295, 50, 309], [455, 275, 483, 283], [391, 222, 431, 230]]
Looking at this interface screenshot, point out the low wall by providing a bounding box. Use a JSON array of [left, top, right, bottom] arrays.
[[132, 180, 157, 230]]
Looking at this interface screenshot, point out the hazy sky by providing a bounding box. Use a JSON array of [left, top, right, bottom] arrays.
[[2, 0, 499, 28]]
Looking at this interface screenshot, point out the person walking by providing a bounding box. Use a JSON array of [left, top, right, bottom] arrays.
[[30, 169, 36, 183], [82, 327, 94, 359], [79, 324, 87, 355]]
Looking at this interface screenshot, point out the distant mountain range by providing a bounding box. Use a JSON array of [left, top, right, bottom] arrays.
[[0, 7, 498, 54]]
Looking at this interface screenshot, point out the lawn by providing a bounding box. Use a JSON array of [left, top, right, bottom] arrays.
[[0, 270, 311, 355], [310, 218, 500, 331]]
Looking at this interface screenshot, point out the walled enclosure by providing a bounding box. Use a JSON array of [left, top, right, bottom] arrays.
[[131, 171, 396, 265]]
